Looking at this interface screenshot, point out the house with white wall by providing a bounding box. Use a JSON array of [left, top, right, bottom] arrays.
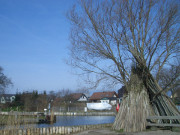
[[68, 93, 88, 102], [89, 91, 118, 105], [0, 94, 15, 104]]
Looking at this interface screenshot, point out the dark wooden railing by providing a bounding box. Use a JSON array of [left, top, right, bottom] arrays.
[[146, 116, 180, 127]]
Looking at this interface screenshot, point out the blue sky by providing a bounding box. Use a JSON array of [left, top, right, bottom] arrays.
[[0, 0, 82, 93]]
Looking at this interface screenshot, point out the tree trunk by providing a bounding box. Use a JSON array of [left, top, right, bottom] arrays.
[[113, 74, 154, 132]]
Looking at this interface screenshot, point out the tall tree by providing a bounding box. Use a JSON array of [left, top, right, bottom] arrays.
[[0, 66, 12, 94], [68, 0, 180, 132]]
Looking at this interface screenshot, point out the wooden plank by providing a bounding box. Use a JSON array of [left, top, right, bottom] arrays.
[[147, 116, 180, 120], [146, 123, 180, 127]]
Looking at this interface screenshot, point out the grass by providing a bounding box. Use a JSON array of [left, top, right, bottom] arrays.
[[0, 114, 44, 126]]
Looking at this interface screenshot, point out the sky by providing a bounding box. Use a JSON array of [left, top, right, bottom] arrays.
[[0, 0, 83, 94]]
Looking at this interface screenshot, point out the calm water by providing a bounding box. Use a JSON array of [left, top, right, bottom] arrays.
[[37, 116, 115, 128], [0, 116, 115, 129]]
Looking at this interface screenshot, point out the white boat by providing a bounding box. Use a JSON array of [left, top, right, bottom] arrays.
[[87, 103, 112, 110]]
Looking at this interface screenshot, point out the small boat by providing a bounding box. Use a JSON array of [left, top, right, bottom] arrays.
[[87, 103, 112, 110]]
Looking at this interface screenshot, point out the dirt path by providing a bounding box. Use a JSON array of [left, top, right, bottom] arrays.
[[72, 128, 179, 135]]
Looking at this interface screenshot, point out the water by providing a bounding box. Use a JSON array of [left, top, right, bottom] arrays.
[[0, 116, 115, 129], [38, 116, 115, 128]]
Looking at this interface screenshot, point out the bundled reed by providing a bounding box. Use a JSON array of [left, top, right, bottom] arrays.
[[113, 67, 180, 132], [113, 74, 154, 132]]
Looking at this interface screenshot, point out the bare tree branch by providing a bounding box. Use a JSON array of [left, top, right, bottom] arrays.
[[67, 0, 180, 90]]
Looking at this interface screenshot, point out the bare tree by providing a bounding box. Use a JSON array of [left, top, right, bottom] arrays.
[[0, 66, 12, 94], [158, 60, 180, 99], [36, 93, 48, 112], [54, 89, 72, 103], [61, 89, 72, 102], [68, 0, 180, 132], [48, 90, 56, 101], [75, 87, 90, 96]]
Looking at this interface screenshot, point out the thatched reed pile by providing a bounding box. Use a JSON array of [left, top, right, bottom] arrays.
[[113, 66, 180, 132]]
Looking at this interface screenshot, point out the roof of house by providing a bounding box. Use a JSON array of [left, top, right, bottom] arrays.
[[69, 93, 87, 101], [53, 93, 87, 103], [89, 91, 118, 101], [118, 86, 127, 98]]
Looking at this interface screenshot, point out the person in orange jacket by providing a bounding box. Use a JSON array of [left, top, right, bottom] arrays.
[[116, 99, 120, 112]]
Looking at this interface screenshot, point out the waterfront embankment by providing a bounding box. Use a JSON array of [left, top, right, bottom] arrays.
[[0, 111, 116, 116]]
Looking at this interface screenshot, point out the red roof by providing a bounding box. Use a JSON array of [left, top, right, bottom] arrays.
[[69, 93, 86, 101], [69, 93, 83, 100], [89, 91, 117, 101]]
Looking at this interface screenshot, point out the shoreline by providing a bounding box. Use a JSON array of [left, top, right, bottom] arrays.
[[0, 111, 116, 116]]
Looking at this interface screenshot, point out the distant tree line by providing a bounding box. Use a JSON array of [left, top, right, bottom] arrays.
[[1, 88, 89, 112], [0, 90, 48, 112]]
